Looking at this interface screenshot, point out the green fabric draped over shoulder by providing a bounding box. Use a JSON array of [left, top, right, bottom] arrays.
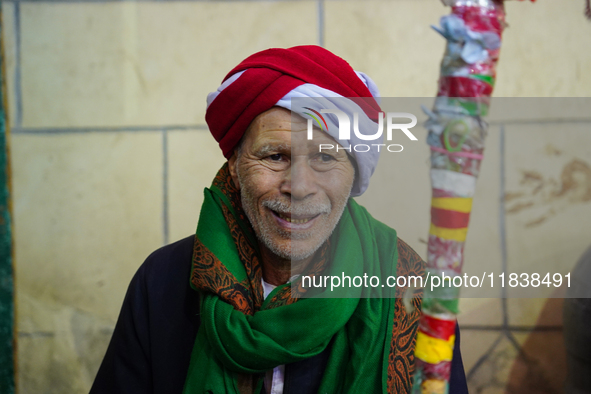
[[183, 165, 415, 394]]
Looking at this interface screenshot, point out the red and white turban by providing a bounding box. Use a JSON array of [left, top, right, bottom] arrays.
[[205, 45, 382, 196]]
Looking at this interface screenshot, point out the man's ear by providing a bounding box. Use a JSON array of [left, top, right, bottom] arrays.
[[228, 152, 240, 190]]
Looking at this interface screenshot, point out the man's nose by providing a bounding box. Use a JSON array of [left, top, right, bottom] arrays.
[[281, 158, 319, 200]]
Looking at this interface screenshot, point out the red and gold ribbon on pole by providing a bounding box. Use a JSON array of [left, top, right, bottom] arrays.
[[411, 1, 534, 392]]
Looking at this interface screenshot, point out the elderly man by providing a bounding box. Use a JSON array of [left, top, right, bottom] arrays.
[[91, 46, 468, 394]]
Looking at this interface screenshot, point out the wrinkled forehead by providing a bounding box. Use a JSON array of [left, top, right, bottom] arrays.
[[246, 107, 341, 153]]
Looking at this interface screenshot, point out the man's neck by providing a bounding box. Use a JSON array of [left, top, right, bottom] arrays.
[[259, 245, 315, 286]]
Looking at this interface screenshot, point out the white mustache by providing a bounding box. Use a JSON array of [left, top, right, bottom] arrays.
[[262, 199, 331, 216]]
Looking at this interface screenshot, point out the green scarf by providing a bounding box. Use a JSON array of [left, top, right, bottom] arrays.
[[183, 164, 423, 394]]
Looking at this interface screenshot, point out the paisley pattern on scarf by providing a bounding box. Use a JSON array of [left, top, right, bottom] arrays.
[[191, 164, 425, 393], [266, 241, 330, 308], [191, 238, 255, 314], [211, 163, 247, 223], [190, 164, 262, 315], [388, 239, 425, 393], [221, 203, 264, 312]]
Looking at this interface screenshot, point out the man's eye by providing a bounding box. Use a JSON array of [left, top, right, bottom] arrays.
[[320, 153, 335, 162], [269, 154, 282, 161]]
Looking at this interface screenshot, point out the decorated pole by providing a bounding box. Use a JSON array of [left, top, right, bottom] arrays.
[[412, 0, 533, 393]]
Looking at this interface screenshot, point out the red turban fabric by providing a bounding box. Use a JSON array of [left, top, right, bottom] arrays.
[[205, 45, 381, 158]]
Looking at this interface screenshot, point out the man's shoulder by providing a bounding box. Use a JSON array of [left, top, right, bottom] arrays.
[[133, 235, 196, 294], [128, 233, 200, 329], [91, 235, 200, 394], [143, 235, 195, 270]]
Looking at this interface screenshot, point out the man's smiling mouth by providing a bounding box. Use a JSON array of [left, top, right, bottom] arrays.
[[270, 210, 320, 224]]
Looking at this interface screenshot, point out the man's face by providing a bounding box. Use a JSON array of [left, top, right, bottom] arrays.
[[229, 107, 355, 262]]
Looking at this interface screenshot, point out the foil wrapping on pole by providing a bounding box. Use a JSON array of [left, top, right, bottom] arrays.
[[411, 1, 507, 393]]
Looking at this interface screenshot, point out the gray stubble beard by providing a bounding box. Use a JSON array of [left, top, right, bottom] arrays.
[[235, 159, 351, 262]]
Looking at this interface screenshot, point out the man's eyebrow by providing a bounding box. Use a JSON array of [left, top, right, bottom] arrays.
[[254, 144, 290, 156]]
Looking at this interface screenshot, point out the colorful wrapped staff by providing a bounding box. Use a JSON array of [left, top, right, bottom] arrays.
[[411, 0, 533, 392]]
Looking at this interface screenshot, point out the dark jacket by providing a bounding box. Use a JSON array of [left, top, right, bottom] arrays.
[[91, 235, 469, 394]]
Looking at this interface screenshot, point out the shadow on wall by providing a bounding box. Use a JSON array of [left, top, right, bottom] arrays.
[[505, 297, 566, 394], [462, 295, 567, 394]]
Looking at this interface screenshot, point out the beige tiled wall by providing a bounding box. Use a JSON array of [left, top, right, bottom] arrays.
[[497, 0, 591, 97], [18, 1, 318, 128], [12, 131, 164, 392], [324, 0, 591, 98], [5, 0, 591, 393], [13, 132, 164, 321], [168, 129, 226, 242]]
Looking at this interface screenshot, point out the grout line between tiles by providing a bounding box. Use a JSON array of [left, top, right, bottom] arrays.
[[11, 124, 210, 134], [162, 129, 169, 246]]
